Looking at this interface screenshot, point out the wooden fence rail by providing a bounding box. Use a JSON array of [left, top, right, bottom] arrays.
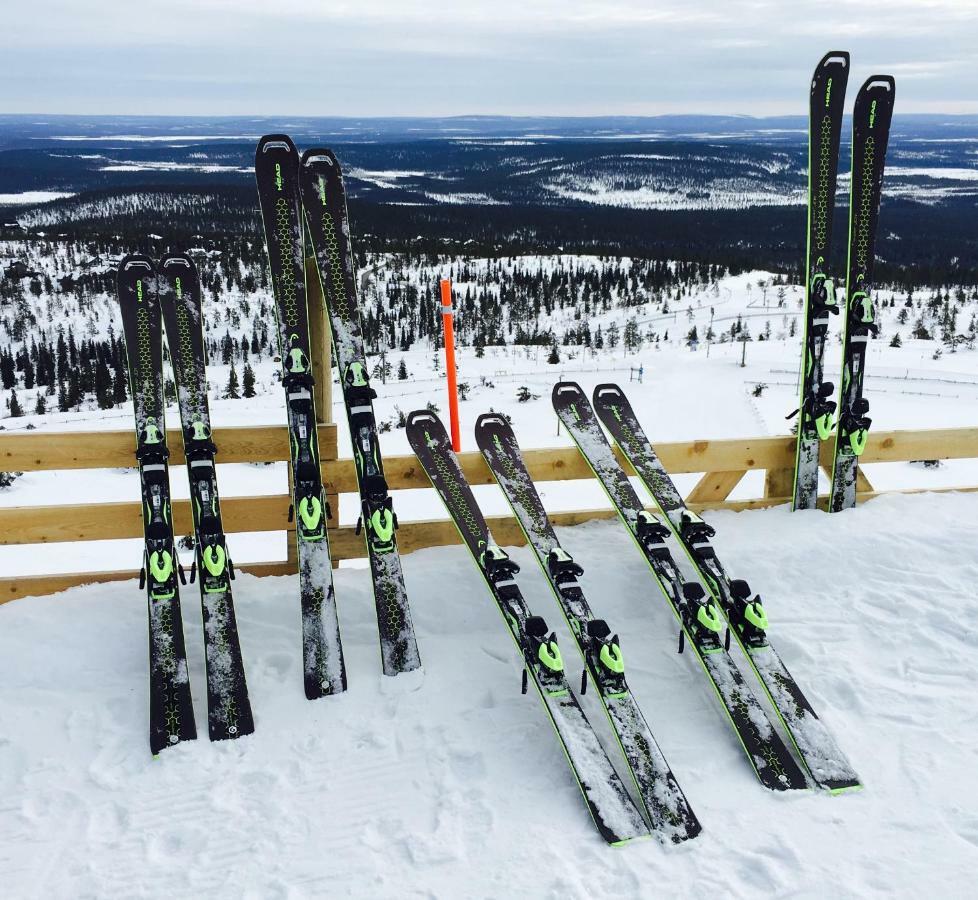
[[2, 424, 976, 603]]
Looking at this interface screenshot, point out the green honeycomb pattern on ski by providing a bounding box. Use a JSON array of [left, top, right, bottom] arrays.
[[813, 113, 833, 252], [855, 136, 877, 273], [135, 304, 158, 416], [316, 193, 356, 322], [493, 439, 548, 533], [378, 579, 403, 638], [174, 304, 202, 409], [273, 197, 300, 330], [309, 584, 326, 677], [157, 600, 182, 733], [428, 440, 483, 546]]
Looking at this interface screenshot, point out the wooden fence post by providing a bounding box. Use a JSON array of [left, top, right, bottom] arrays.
[[764, 467, 794, 503]]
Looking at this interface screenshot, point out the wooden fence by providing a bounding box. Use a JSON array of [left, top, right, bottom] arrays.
[[2, 423, 976, 603]]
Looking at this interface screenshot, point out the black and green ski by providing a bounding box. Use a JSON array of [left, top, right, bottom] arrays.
[[829, 75, 896, 512], [158, 253, 254, 742], [475, 412, 700, 843], [117, 255, 196, 755], [299, 148, 421, 677], [408, 410, 649, 846], [592, 383, 860, 793], [790, 51, 850, 510], [553, 382, 807, 793], [255, 135, 346, 698]]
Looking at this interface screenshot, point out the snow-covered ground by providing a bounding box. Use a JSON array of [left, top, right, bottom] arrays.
[[2, 251, 978, 895], [2, 491, 976, 896]]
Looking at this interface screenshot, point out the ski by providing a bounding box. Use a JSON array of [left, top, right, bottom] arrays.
[[299, 148, 421, 677], [255, 134, 346, 699], [553, 383, 807, 792], [407, 410, 649, 846], [592, 383, 860, 792], [475, 413, 700, 843], [158, 253, 255, 742], [790, 51, 851, 510], [829, 75, 896, 512], [117, 254, 197, 755]]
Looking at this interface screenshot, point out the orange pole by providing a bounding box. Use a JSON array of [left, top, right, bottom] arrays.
[[440, 279, 461, 451]]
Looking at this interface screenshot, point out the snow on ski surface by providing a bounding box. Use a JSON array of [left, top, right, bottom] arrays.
[[1, 256, 978, 894]]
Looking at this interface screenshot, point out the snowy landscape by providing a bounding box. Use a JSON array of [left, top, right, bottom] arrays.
[[2, 108, 978, 896]]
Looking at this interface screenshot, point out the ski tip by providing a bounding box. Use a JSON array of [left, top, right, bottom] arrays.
[[119, 253, 154, 275], [858, 74, 896, 96], [255, 133, 298, 164], [406, 408, 441, 432], [817, 50, 850, 70], [592, 382, 625, 405], [159, 252, 196, 274], [474, 412, 510, 435], [300, 146, 341, 172], [552, 380, 584, 403], [117, 254, 155, 295]]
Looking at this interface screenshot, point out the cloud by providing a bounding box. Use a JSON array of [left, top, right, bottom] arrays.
[[2, 0, 975, 114]]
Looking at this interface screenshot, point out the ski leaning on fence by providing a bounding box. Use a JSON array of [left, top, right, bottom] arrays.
[[790, 51, 851, 510], [255, 135, 346, 699], [553, 382, 807, 792], [117, 255, 197, 755], [158, 253, 255, 742], [298, 148, 421, 677], [592, 383, 860, 792], [474, 413, 700, 843], [406, 410, 649, 846], [829, 75, 896, 512]]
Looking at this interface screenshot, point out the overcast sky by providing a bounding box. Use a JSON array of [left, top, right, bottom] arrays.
[[5, 0, 976, 116]]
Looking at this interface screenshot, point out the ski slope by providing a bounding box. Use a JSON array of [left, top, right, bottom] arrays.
[[1, 490, 976, 897]]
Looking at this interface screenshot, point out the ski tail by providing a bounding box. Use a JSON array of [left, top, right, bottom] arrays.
[[829, 76, 895, 512], [118, 254, 197, 755], [408, 410, 650, 845], [158, 252, 255, 742], [299, 147, 422, 678], [792, 51, 850, 510]]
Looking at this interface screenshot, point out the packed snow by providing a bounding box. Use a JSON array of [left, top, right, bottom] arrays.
[[1, 491, 976, 896]]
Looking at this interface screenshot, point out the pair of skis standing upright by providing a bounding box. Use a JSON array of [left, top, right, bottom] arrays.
[[791, 52, 895, 511], [118, 254, 253, 754], [407, 382, 860, 846], [252, 136, 422, 689], [118, 140, 422, 754]]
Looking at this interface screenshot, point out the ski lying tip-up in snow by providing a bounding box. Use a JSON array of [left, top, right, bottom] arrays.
[[407, 408, 650, 846], [590, 382, 861, 793], [117, 254, 197, 755], [553, 381, 809, 793], [474, 411, 701, 844]]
